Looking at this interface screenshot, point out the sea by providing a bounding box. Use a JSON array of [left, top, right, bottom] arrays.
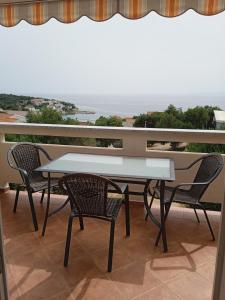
[[43, 94, 225, 123]]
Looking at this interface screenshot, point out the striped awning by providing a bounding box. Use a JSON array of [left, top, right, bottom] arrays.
[[0, 0, 225, 27]]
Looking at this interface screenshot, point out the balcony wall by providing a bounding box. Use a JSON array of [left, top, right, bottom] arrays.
[[0, 122, 224, 203]]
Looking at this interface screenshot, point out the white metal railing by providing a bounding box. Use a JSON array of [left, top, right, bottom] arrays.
[[0, 122, 225, 203]]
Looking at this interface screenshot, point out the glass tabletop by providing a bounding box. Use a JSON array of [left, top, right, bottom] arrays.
[[36, 153, 175, 181]]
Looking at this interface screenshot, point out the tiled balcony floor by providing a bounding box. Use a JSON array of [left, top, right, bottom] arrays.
[[1, 191, 221, 300]]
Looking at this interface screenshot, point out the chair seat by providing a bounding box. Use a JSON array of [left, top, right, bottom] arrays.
[[30, 178, 59, 192], [72, 198, 123, 220], [155, 186, 198, 205]]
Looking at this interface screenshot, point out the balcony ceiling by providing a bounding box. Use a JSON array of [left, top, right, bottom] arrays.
[[0, 0, 225, 27]]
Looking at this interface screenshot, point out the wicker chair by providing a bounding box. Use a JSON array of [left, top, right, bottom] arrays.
[[59, 173, 130, 272], [7, 143, 58, 231], [146, 153, 224, 243]]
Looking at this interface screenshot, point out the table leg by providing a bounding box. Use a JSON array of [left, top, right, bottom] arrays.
[[158, 180, 168, 252], [124, 186, 130, 236], [42, 172, 51, 236], [143, 180, 161, 228]]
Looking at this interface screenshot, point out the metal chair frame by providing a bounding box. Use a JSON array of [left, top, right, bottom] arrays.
[[59, 173, 130, 272], [145, 153, 224, 243], [7, 142, 57, 231]]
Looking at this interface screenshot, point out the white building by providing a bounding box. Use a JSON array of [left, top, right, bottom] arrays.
[[214, 110, 225, 129]]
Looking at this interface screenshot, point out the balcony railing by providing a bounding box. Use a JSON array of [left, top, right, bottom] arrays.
[[0, 122, 224, 203], [0, 122, 225, 299]]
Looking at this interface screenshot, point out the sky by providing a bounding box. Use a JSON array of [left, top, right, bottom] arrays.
[[0, 10, 225, 98]]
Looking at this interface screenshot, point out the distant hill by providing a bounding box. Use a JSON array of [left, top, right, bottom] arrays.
[[0, 93, 77, 112], [0, 94, 33, 110]]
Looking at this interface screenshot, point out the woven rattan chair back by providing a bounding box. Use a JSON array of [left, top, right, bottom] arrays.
[[9, 143, 42, 184], [190, 153, 224, 200], [60, 173, 119, 217]]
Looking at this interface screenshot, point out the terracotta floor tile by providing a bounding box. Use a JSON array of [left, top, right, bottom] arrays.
[[180, 242, 217, 267], [166, 272, 213, 300], [132, 284, 181, 300], [108, 260, 161, 300], [4, 231, 42, 258], [115, 236, 157, 262], [43, 240, 87, 267], [40, 220, 69, 246], [48, 289, 75, 300], [148, 253, 194, 283], [7, 253, 54, 288], [1, 191, 220, 300], [18, 269, 68, 300], [59, 256, 101, 287], [75, 227, 111, 252], [7, 266, 22, 300], [196, 259, 216, 282], [69, 276, 126, 300], [89, 242, 133, 272]]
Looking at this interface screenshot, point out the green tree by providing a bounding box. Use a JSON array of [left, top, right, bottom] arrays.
[[95, 116, 123, 127], [155, 113, 185, 129], [95, 116, 123, 148], [184, 106, 220, 130], [6, 108, 95, 147], [133, 112, 162, 128], [27, 108, 63, 124]]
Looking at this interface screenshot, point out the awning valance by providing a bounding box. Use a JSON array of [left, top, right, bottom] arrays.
[[0, 0, 225, 27]]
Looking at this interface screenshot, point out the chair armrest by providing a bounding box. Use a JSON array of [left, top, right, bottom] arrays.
[[37, 146, 52, 161], [7, 151, 28, 178], [7, 149, 31, 187], [9, 165, 30, 187], [174, 180, 212, 190], [168, 181, 210, 203], [175, 167, 191, 171], [175, 156, 206, 171]]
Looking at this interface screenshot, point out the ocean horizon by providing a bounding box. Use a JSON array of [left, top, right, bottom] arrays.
[[40, 94, 225, 122]]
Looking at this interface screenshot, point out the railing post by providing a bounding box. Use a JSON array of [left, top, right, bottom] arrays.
[[0, 134, 9, 192], [123, 134, 147, 156], [122, 134, 147, 201]]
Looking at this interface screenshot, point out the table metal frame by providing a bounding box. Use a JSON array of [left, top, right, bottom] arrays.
[[37, 153, 175, 252]]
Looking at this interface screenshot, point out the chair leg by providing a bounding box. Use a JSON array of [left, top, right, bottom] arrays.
[[78, 215, 84, 230], [64, 215, 74, 267], [203, 208, 215, 241], [42, 174, 51, 237], [108, 220, 115, 272], [27, 190, 38, 231], [194, 208, 200, 223], [40, 189, 45, 204], [124, 188, 130, 236], [13, 187, 20, 213], [145, 192, 155, 221]]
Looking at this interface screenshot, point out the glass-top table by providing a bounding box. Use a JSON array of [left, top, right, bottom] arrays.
[[37, 153, 175, 181], [36, 153, 176, 252]]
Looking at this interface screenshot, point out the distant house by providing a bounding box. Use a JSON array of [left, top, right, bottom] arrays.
[[54, 103, 64, 110], [214, 110, 225, 129], [31, 98, 45, 106], [122, 117, 135, 127], [25, 105, 37, 112]]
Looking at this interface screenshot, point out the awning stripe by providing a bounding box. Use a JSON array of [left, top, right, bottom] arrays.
[[5, 4, 13, 26], [0, 0, 225, 27]]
